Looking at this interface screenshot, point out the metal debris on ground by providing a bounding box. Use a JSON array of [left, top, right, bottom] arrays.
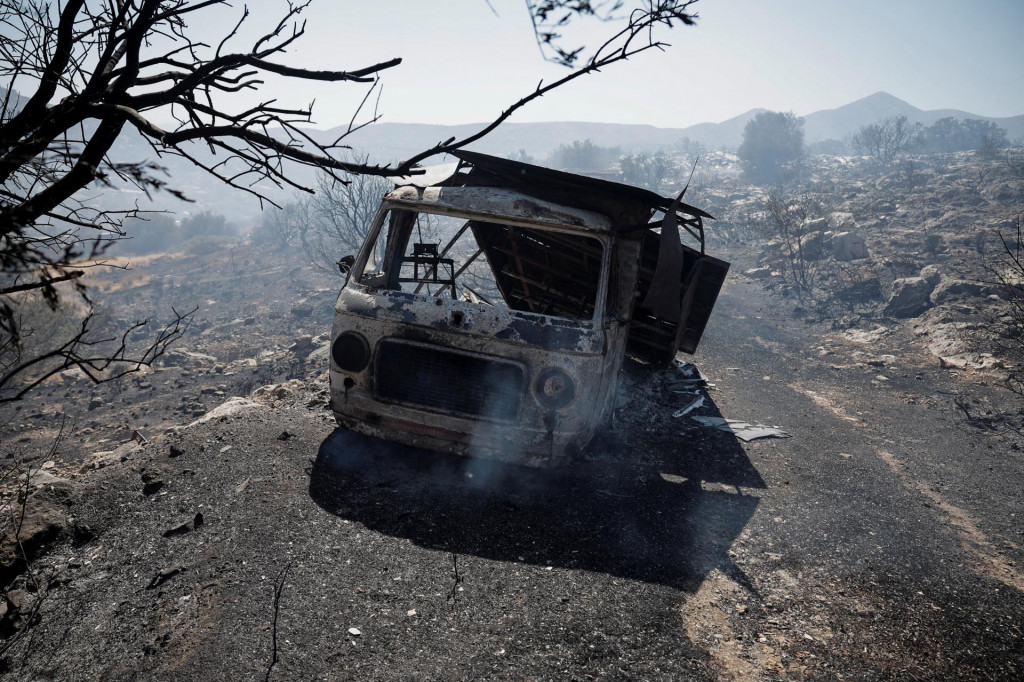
[[668, 361, 714, 391], [672, 396, 705, 418], [691, 416, 792, 442]]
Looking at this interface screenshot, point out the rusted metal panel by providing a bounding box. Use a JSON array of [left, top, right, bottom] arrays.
[[627, 231, 731, 363]]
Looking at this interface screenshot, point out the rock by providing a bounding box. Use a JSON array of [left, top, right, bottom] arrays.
[[19, 469, 72, 493], [832, 231, 869, 261], [162, 349, 218, 369], [162, 513, 204, 538], [919, 264, 942, 286], [59, 367, 87, 383], [803, 217, 828, 232], [5, 589, 31, 614], [744, 266, 771, 279], [797, 231, 826, 261], [252, 380, 305, 404], [142, 479, 164, 496], [829, 211, 856, 229], [290, 304, 313, 319], [307, 343, 331, 363], [1, 497, 66, 571], [931, 279, 996, 305], [883, 277, 935, 318], [80, 442, 141, 473], [348, 627, 362, 637], [185, 397, 264, 427], [88, 397, 104, 410], [289, 335, 315, 354], [147, 564, 185, 589]]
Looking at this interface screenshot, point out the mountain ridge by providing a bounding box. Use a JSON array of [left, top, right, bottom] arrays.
[[324, 91, 1024, 159], [95, 91, 1024, 219]]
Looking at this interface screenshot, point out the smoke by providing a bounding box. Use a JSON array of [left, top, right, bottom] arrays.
[[310, 387, 763, 591]]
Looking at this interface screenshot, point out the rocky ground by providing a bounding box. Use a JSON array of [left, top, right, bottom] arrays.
[[0, 244, 341, 466], [1, 149, 1022, 679], [704, 149, 1024, 378]]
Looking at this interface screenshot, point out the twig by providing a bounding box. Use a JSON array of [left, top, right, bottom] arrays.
[[264, 561, 292, 682], [446, 552, 463, 606]]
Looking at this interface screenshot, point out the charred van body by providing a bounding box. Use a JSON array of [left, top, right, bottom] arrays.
[[329, 151, 729, 467]]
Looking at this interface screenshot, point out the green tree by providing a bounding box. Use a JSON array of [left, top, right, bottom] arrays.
[[737, 111, 805, 184]]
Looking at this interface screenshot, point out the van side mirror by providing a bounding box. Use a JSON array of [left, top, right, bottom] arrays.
[[337, 255, 355, 275]]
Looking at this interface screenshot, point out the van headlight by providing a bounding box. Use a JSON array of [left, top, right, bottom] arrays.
[[332, 332, 371, 372], [535, 368, 575, 409]]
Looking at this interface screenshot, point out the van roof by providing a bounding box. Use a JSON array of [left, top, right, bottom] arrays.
[[384, 185, 615, 234], [388, 150, 713, 232]]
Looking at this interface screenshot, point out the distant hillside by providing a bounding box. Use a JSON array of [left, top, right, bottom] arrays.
[[318, 92, 1024, 159], [804, 92, 1024, 143], [81, 92, 1024, 220]]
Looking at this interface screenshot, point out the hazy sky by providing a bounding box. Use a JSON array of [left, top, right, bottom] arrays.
[[247, 0, 1024, 129], [6, 1, 1020, 129]]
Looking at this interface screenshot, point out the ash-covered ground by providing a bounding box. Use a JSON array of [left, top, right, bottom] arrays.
[[2, 149, 1022, 680]]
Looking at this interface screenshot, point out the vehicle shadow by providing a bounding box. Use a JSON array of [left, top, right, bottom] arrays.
[[309, 373, 764, 593]]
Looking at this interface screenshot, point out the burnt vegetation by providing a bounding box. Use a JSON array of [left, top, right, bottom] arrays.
[[982, 214, 1024, 398]]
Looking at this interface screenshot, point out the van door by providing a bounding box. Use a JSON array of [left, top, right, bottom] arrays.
[[627, 229, 730, 365]]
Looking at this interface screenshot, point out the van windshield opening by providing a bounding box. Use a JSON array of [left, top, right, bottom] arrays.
[[358, 209, 604, 321]]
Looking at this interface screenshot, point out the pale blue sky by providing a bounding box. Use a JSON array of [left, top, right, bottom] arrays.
[[261, 0, 1024, 128], [9, 1, 1021, 128]]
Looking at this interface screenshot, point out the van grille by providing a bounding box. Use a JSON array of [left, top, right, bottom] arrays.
[[374, 339, 524, 421]]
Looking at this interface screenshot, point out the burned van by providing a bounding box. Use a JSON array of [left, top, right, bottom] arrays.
[[329, 151, 729, 467]]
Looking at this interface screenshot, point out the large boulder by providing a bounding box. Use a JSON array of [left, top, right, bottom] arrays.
[[883, 277, 935, 318], [931, 279, 997, 305], [832, 231, 868, 261]]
